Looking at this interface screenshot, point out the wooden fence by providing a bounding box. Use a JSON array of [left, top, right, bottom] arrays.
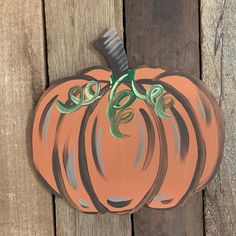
[[0, 0, 235, 235]]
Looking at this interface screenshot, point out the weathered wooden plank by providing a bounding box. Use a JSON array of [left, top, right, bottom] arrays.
[[44, 1, 132, 235], [201, 0, 236, 235], [0, 1, 54, 235], [125, 0, 204, 235]]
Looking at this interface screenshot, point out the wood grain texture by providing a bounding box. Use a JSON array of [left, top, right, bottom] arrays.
[[0, 0, 54, 235], [201, 0, 236, 235], [125, 0, 204, 235], [44, 0, 131, 235]]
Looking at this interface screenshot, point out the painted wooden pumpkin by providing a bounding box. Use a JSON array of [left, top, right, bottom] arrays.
[[32, 27, 224, 214]]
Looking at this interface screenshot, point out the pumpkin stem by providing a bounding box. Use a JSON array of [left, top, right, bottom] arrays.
[[94, 27, 129, 80]]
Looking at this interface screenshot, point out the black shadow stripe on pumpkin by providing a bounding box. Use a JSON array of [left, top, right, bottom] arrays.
[[170, 106, 189, 161], [160, 198, 174, 205], [52, 144, 65, 196], [62, 139, 78, 189], [52, 144, 93, 212], [52, 115, 86, 211], [139, 108, 156, 171], [194, 91, 224, 191], [107, 197, 133, 208], [91, 117, 106, 179], [133, 122, 145, 165], [39, 95, 58, 142], [78, 86, 110, 214], [52, 114, 66, 196], [196, 90, 212, 126], [56, 98, 81, 192], [168, 117, 181, 158]]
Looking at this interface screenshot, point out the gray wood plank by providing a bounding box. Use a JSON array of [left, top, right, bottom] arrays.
[[201, 0, 236, 235], [0, 0, 54, 235], [44, 0, 132, 235], [124, 0, 204, 235]]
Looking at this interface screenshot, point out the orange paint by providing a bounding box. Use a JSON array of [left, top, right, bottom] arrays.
[[32, 66, 224, 214]]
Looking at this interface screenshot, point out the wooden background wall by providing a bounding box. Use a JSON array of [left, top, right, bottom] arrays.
[[0, 0, 235, 235]]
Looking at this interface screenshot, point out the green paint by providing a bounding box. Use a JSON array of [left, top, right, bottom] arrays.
[[145, 85, 174, 118], [146, 84, 164, 104], [56, 81, 101, 114], [56, 68, 174, 138], [131, 80, 146, 100], [107, 90, 136, 138], [107, 69, 174, 138]]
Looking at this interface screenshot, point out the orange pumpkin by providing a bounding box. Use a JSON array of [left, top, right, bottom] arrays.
[[32, 28, 224, 214]]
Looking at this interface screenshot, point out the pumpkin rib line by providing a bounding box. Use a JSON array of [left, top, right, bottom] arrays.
[[52, 145, 91, 212], [196, 91, 212, 126], [146, 70, 223, 192], [157, 80, 206, 207], [51, 99, 98, 212], [134, 83, 168, 208], [145, 117, 168, 207], [39, 95, 58, 141], [52, 145, 68, 196], [78, 86, 110, 213], [107, 199, 133, 208], [139, 108, 155, 171], [62, 139, 69, 182], [137, 79, 206, 207], [52, 114, 83, 210], [170, 106, 190, 161], [160, 198, 174, 204], [140, 108, 168, 208], [126, 107, 168, 214], [91, 117, 106, 179], [62, 139, 78, 189], [52, 115, 65, 196], [194, 99, 224, 191], [138, 74, 224, 193], [195, 111, 224, 191]]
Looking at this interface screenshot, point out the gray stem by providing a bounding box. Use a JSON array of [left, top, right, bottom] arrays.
[[94, 27, 129, 79]]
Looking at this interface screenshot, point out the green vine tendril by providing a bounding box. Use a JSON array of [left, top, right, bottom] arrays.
[[107, 69, 174, 138], [107, 90, 136, 138], [56, 69, 174, 138], [56, 80, 101, 114]]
